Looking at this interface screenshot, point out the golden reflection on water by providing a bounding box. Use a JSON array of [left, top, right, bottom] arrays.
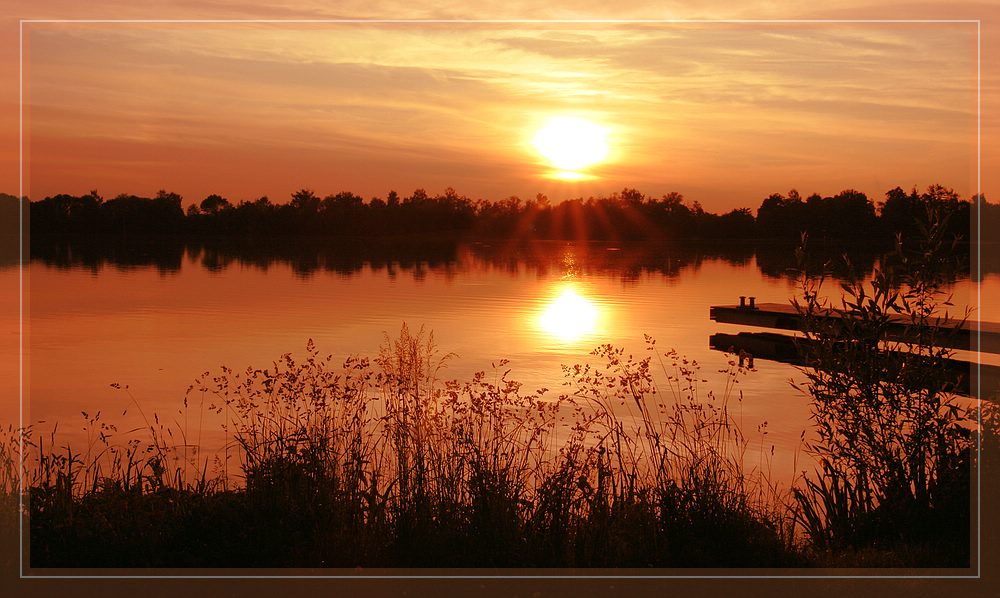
[[538, 284, 600, 342]]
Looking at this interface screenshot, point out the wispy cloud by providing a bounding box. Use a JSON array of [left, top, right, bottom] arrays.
[[22, 21, 979, 207]]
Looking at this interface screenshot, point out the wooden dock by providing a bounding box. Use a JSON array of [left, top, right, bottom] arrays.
[[710, 301, 1000, 354], [709, 331, 999, 398]]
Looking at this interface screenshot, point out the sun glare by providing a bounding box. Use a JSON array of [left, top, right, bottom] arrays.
[[551, 170, 593, 181], [532, 116, 610, 173], [539, 287, 599, 342]]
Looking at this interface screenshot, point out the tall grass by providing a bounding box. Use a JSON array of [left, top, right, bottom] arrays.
[[554, 340, 794, 566], [20, 325, 800, 568], [0, 425, 23, 575]]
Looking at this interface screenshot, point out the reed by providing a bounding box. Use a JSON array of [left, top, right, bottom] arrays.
[[19, 326, 804, 568]]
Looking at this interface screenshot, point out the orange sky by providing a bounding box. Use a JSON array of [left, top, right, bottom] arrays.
[[1, 3, 995, 212]]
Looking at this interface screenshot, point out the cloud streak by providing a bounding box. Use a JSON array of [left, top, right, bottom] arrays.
[[22, 21, 979, 208]]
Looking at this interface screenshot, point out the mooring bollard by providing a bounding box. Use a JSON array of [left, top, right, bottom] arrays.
[[739, 296, 746, 308], [749, 296, 756, 309]]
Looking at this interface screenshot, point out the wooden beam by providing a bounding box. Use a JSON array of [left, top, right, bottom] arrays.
[[709, 331, 999, 399], [710, 302, 1000, 354]]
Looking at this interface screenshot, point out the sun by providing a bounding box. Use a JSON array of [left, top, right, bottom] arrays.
[[532, 116, 610, 173], [539, 287, 599, 342]]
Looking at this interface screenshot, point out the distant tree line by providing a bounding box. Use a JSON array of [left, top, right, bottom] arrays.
[[25, 190, 185, 237], [16, 184, 995, 243]]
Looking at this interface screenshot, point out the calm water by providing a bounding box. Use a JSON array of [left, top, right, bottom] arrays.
[[10, 239, 996, 486]]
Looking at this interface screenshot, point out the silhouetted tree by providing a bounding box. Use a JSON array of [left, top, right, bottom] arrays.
[[200, 194, 232, 215], [756, 191, 805, 238], [290, 189, 320, 213]]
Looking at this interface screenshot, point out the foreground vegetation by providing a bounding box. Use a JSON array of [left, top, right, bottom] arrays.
[[16, 331, 802, 568], [8, 323, 984, 568], [790, 201, 979, 567]]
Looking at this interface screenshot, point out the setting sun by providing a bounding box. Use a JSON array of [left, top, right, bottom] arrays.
[[531, 116, 610, 175], [539, 286, 600, 342]]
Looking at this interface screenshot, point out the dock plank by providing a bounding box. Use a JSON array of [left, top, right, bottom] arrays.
[[710, 302, 1000, 354], [709, 331, 999, 399]]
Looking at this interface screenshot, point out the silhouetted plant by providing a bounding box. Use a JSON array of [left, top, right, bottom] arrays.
[[21, 326, 800, 568], [557, 339, 796, 566], [791, 199, 974, 565]]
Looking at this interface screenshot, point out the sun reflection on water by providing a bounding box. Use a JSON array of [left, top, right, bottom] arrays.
[[538, 285, 600, 342]]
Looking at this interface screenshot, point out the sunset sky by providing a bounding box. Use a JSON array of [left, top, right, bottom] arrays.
[[2, 2, 994, 213]]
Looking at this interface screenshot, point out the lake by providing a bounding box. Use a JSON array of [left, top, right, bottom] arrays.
[[11, 238, 995, 487]]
